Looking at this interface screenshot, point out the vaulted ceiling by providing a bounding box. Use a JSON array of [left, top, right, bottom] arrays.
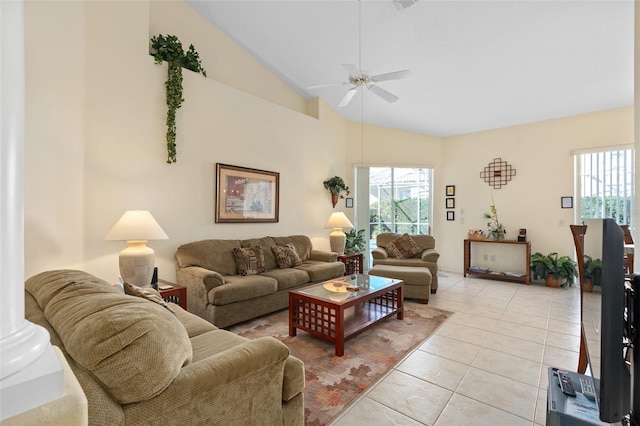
[[187, 0, 634, 137]]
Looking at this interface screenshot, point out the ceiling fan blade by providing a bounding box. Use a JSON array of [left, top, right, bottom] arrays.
[[371, 69, 413, 82], [308, 82, 348, 90], [368, 85, 399, 103], [338, 87, 358, 107], [342, 63, 360, 76]]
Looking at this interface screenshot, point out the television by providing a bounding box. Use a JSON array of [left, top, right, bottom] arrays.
[[582, 218, 631, 423]]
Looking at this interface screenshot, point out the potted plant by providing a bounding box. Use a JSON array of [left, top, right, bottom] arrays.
[[530, 252, 578, 287], [323, 176, 350, 207], [344, 229, 366, 254], [583, 255, 602, 292]]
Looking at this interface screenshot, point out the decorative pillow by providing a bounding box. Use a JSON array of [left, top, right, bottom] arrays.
[[386, 233, 421, 259], [233, 245, 267, 276], [124, 282, 175, 314], [272, 244, 303, 269]]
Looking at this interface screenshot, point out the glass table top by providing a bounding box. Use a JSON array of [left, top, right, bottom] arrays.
[[292, 274, 401, 303]]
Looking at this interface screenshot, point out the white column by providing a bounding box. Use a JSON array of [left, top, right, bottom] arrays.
[[0, 0, 63, 420]]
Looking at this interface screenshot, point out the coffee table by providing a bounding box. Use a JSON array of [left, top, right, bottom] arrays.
[[288, 274, 403, 356]]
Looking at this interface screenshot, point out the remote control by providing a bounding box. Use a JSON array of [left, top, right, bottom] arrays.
[[579, 376, 597, 401], [557, 371, 576, 397]]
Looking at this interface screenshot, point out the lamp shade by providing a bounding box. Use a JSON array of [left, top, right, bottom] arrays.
[[105, 210, 168, 287], [324, 212, 353, 254], [105, 210, 169, 241], [324, 212, 353, 230]]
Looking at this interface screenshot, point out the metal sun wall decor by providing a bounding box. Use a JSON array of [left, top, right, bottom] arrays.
[[480, 158, 516, 189]]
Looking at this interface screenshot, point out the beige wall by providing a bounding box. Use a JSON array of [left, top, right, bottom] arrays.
[[23, 0, 634, 283]]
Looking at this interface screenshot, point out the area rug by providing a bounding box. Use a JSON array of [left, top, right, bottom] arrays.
[[228, 301, 452, 425]]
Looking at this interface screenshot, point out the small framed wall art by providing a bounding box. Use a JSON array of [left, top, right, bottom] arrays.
[[446, 185, 455, 196], [345, 198, 354, 208], [446, 211, 455, 221], [561, 196, 573, 209], [446, 198, 455, 209]]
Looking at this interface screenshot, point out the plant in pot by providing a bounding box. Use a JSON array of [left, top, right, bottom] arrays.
[[323, 176, 350, 207], [344, 229, 366, 254], [582, 254, 602, 292], [530, 252, 578, 288]]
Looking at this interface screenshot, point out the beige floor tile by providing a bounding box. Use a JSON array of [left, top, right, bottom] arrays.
[[547, 318, 581, 336], [330, 396, 423, 426], [427, 297, 465, 312], [465, 295, 511, 310], [449, 311, 498, 331], [535, 388, 548, 425], [504, 302, 550, 318], [543, 346, 580, 371], [459, 303, 505, 319], [549, 306, 581, 324], [456, 367, 538, 420], [367, 370, 452, 424], [396, 350, 469, 391], [435, 392, 532, 426], [493, 319, 547, 344], [418, 334, 481, 365], [545, 330, 581, 352], [481, 332, 545, 363], [472, 348, 542, 386], [435, 322, 491, 347], [435, 291, 476, 303], [499, 310, 549, 330]]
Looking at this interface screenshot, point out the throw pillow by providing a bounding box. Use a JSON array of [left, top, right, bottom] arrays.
[[123, 281, 176, 314], [272, 244, 303, 269], [233, 245, 267, 276], [386, 233, 421, 259]]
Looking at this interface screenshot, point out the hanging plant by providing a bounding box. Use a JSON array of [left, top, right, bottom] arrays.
[[151, 34, 207, 164]]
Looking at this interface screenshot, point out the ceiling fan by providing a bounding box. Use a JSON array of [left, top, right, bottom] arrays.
[[309, 64, 413, 107]]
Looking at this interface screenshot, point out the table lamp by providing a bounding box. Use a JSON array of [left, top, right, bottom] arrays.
[[324, 211, 353, 254], [105, 210, 169, 287]]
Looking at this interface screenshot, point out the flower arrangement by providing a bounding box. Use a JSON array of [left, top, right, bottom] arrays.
[[483, 202, 506, 240]]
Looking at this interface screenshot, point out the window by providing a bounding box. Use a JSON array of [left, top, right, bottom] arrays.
[[577, 148, 634, 228]]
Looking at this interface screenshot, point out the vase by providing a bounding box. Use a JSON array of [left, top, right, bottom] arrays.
[[545, 275, 563, 288], [331, 193, 338, 208], [582, 278, 594, 293], [489, 231, 505, 241]]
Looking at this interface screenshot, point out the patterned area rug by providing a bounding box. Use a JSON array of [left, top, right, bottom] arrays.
[[228, 301, 452, 425]]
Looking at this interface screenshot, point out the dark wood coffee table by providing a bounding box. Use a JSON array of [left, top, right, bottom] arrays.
[[289, 274, 403, 356]]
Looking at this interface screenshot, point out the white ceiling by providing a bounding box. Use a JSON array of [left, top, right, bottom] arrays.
[[187, 0, 634, 137]]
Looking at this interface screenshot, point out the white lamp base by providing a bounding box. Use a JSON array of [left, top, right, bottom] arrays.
[[119, 240, 155, 287], [329, 228, 346, 255]]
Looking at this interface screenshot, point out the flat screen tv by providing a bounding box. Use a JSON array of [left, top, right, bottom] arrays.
[[583, 218, 631, 423]]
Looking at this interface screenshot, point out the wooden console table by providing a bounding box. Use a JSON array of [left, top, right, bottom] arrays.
[[463, 239, 531, 284]]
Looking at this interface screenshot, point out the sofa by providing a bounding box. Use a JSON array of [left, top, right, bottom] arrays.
[[371, 232, 440, 293], [25, 269, 305, 426], [175, 235, 345, 328]]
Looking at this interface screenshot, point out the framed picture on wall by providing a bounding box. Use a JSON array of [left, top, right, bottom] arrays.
[[446, 211, 455, 221], [561, 196, 573, 209], [446, 185, 455, 196], [446, 198, 455, 209], [345, 198, 354, 208], [215, 163, 279, 223]]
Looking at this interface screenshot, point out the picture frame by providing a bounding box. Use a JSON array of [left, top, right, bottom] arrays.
[[561, 196, 573, 209], [446, 211, 455, 221], [446, 198, 455, 209], [215, 163, 279, 223], [345, 197, 354, 208], [446, 185, 455, 196]]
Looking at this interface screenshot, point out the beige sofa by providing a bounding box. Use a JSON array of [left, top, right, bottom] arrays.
[[175, 235, 345, 328], [25, 270, 305, 426], [371, 232, 440, 293]]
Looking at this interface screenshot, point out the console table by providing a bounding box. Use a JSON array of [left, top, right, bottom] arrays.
[[463, 239, 531, 284]]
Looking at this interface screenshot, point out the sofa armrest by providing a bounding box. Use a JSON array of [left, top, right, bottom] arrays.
[[371, 247, 389, 259], [123, 337, 300, 424], [421, 249, 440, 263], [310, 249, 338, 262], [283, 355, 305, 402], [176, 266, 225, 318]]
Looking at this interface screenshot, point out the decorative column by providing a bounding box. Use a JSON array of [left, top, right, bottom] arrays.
[[0, 0, 63, 420]]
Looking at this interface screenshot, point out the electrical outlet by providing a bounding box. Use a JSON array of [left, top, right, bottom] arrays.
[[460, 218, 465, 224], [490, 255, 496, 262], [483, 254, 488, 261]]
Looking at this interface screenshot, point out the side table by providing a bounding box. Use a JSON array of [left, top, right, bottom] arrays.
[[158, 279, 187, 310], [337, 253, 364, 276]]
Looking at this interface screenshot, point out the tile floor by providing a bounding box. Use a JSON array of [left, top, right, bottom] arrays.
[[330, 271, 598, 426]]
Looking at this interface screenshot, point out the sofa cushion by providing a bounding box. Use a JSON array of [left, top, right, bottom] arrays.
[[176, 239, 241, 276], [233, 246, 267, 276], [386, 233, 421, 259], [241, 237, 278, 270], [41, 277, 192, 405], [124, 282, 175, 314], [272, 235, 313, 261], [208, 275, 278, 305], [295, 260, 345, 282], [172, 304, 218, 338], [272, 244, 303, 268], [261, 268, 310, 291], [190, 329, 251, 362]]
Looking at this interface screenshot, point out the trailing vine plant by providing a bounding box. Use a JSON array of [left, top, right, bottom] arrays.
[[151, 34, 207, 163]]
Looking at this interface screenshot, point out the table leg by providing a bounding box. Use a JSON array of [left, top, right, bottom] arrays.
[[397, 286, 404, 320], [335, 306, 344, 356]]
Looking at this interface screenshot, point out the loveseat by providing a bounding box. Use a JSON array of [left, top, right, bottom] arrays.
[[175, 235, 345, 328], [371, 232, 440, 293], [25, 269, 305, 426]]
